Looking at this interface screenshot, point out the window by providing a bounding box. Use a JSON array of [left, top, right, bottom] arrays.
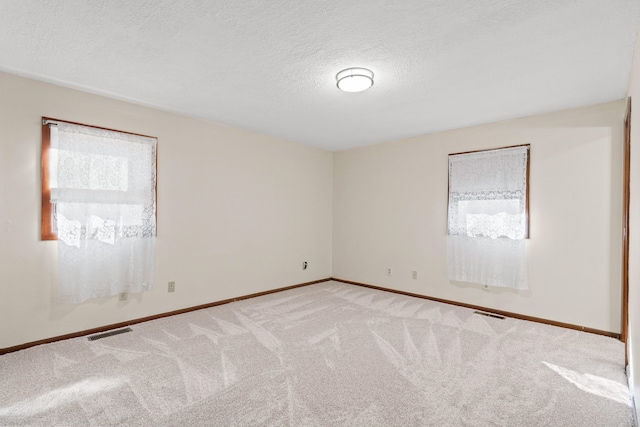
[[41, 118, 157, 303], [447, 145, 529, 289]]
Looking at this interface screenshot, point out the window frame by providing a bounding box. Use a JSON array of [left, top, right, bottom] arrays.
[[447, 143, 530, 239], [41, 117, 158, 241]]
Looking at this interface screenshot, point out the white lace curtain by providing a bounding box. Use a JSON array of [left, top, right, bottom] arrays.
[[447, 146, 529, 289], [49, 122, 157, 303]]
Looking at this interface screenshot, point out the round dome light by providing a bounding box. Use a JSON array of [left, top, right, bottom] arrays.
[[336, 67, 374, 92]]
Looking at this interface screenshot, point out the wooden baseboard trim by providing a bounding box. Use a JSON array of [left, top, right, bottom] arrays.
[[2, 276, 618, 355], [0, 278, 331, 355], [331, 277, 620, 340]]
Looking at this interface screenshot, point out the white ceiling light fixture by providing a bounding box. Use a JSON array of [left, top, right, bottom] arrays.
[[336, 67, 374, 93]]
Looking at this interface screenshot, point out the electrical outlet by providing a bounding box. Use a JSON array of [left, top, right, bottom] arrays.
[[387, 267, 392, 276], [302, 261, 308, 270], [119, 292, 128, 301], [168, 281, 175, 292], [412, 270, 417, 280]]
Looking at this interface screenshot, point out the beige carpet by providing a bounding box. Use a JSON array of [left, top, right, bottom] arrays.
[[0, 281, 632, 426]]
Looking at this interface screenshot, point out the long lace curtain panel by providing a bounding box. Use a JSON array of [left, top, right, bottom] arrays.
[[447, 146, 529, 289], [50, 122, 157, 303]]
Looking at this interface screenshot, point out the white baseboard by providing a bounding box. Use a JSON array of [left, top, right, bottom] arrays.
[[627, 364, 638, 427]]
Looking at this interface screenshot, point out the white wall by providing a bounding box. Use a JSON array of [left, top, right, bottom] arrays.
[[333, 100, 625, 333], [0, 71, 333, 349], [0, 67, 627, 350], [626, 27, 640, 417]]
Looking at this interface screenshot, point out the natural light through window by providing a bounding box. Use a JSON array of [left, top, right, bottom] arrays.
[[0, 377, 127, 418], [41, 118, 157, 303], [458, 199, 524, 239], [447, 145, 530, 289], [543, 362, 630, 407]]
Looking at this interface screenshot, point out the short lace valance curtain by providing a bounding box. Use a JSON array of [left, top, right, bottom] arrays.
[[447, 145, 529, 289], [49, 121, 157, 303]]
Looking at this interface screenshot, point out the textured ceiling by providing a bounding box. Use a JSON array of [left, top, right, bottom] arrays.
[[1, 1, 639, 151]]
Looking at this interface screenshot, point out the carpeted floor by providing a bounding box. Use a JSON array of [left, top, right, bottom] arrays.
[[0, 281, 632, 426]]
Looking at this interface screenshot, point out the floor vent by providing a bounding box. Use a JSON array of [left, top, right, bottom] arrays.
[[474, 311, 505, 320], [88, 327, 132, 341]]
